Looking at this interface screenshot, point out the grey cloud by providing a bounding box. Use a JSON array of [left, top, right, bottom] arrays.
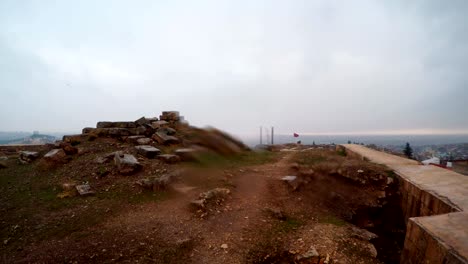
[[0, 0, 467, 136]]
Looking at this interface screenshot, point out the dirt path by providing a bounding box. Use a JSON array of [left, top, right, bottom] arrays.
[[13, 149, 385, 264], [100, 152, 296, 263]]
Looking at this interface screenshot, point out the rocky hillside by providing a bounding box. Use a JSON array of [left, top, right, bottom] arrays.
[[0, 113, 400, 264]]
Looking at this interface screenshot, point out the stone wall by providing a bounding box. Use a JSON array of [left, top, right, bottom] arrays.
[[401, 213, 467, 263], [399, 175, 458, 221], [340, 144, 467, 264]]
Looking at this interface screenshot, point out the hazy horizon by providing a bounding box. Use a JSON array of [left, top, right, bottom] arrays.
[[1, 0, 467, 135]]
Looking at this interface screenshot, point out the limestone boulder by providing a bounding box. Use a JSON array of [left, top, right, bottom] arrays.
[[126, 135, 146, 144], [95, 152, 118, 164], [152, 132, 180, 145], [135, 145, 161, 158], [135, 116, 158, 126], [114, 153, 142, 175], [62, 134, 87, 143], [97, 121, 136, 128], [158, 127, 176, 136], [281, 175, 301, 190], [82, 127, 94, 134], [159, 111, 180, 121], [43, 149, 67, 163], [151, 120, 169, 129], [76, 184, 95, 196], [19, 151, 39, 164], [92, 128, 132, 137], [59, 142, 78, 155], [136, 170, 182, 191], [137, 137, 152, 145], [135, 117, 147, 126]]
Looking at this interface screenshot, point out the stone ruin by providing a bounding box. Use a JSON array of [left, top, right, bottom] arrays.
[[52, 111, 250, 165], [14, 111, 250, 196]]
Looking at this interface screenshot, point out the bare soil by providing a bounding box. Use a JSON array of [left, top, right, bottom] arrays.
[[0, 141, 397, 263]]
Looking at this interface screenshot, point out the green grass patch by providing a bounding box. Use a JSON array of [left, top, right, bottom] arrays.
[[193, 151, 279, 169], [319, 215, 346, 226], [245, 216, 302, 263], [128, 190, 171, 204], [294, 153, 326, 166], [276, 217, 303, 233], [337, 148, 347, 157]]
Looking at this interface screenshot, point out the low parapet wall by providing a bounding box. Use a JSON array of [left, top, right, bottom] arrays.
[[340, 144, 467, 264]]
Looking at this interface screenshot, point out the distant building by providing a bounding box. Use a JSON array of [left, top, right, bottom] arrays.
[[422, 157, 440, 166]]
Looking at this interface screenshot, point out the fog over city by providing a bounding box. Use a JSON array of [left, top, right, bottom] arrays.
[[1, 0, 467, 137]]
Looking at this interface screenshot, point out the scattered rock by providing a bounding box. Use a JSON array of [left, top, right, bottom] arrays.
[[136, 178, 155, 190], [76, 184, 95, 196], [135, 145, 161, 158], [281, 176, 301, 190], [157, 154, 181, 164], [62, 134, 86, 144], [18, 151, 39, 164], [349, 226, 378, 241], [114, 153, 142, 175], [264, 207, 286, 220], [153, 171, 180, 190], [136, 137, 152, 145], [95, 152, 117, 164], [158, 127, 176, 135], [43, 149, 67, 163], [134, 117, 147, 126], [136, 171, 182, 191], [220, 244, 228, 249], [59, 142, 78, 155], [191, 188, 231, 210], [151, 120, 169, 129], [297, 246, 319, 262], [104, 128, 133, 137], [152, 132, 180, 145], [200, 188, 230, 200], [387, 177, 394, 185], [190, 199, 205, 209], [126, 135, 146, 144]]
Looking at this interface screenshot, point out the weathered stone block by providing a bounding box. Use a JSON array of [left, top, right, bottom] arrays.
[[97, 121, 136, 128], [19, 151, 39, 163], [114, 153, 142, 175], [135, 145, 161, 158], [43, 149, 67, 163], [152, 132, 180, 145]]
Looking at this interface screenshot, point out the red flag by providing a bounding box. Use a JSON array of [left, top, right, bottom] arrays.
[[293, 133, 299, 137]]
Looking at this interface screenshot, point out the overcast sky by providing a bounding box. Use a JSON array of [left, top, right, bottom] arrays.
[[1, 0, 467, 137]]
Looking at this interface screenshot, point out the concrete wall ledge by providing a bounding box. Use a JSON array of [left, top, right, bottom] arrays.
[[341, 144, 468, 264]]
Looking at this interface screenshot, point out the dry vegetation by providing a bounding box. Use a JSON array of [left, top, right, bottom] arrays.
[[0, 143, 403, 263]]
